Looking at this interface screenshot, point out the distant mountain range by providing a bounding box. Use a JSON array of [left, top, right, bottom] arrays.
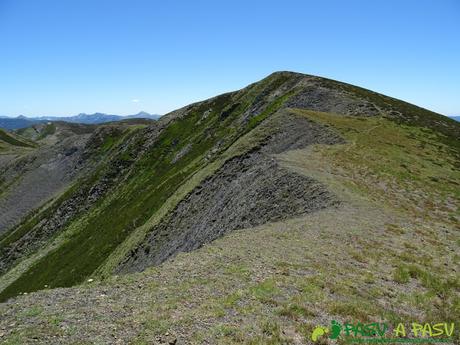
[[0, 112, 160, 130], [450, 116, 460, 122]]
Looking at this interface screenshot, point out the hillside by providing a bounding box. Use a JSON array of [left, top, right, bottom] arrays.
[[0, 72, 458, 344], [0, 128, 36, 150], [0, 121, 155, 237]]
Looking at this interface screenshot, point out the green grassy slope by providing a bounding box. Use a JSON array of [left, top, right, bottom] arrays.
[[15, 122, 97, 142], [291, 109, 460, 217], [0, 128, 36, 149], [0, 73, 298, 300], [0, 71, 458, 305], [316, 77, 460, 162]]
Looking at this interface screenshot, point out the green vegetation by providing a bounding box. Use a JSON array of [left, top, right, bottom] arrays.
[[0, 74, 300, 301], [0, 126, 133, 250], [279, 109, 460, 330], [0, 128, 35, 148], [36, 123, 56, 140], [292, 109, 460, 223], [317, 75, 460, 152], [0, 72, 458, 343]]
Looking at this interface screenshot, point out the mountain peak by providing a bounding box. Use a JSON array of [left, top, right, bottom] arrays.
[[135, 111, 151, 116]]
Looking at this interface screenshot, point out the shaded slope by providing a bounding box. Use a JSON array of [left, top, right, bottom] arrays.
[[0, 131, 90, 234], [0, 122, 129, 236]]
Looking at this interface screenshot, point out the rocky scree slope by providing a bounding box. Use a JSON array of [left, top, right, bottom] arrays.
[[117, 114, 344, 273], [0, 71, 458, 304]]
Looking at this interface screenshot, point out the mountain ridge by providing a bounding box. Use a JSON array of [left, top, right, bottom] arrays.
[[1, 70, 458, 294], [0, 71, 458, 344]]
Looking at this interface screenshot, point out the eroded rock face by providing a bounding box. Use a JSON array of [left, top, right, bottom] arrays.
[[117, 114, 344, 273], [260, 112, 344, 154]]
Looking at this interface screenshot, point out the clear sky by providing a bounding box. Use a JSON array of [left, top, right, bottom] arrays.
[[0, 0, 459, 117]]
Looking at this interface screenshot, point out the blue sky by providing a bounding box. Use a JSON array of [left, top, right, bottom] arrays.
[[0, 0, 459, 116]]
